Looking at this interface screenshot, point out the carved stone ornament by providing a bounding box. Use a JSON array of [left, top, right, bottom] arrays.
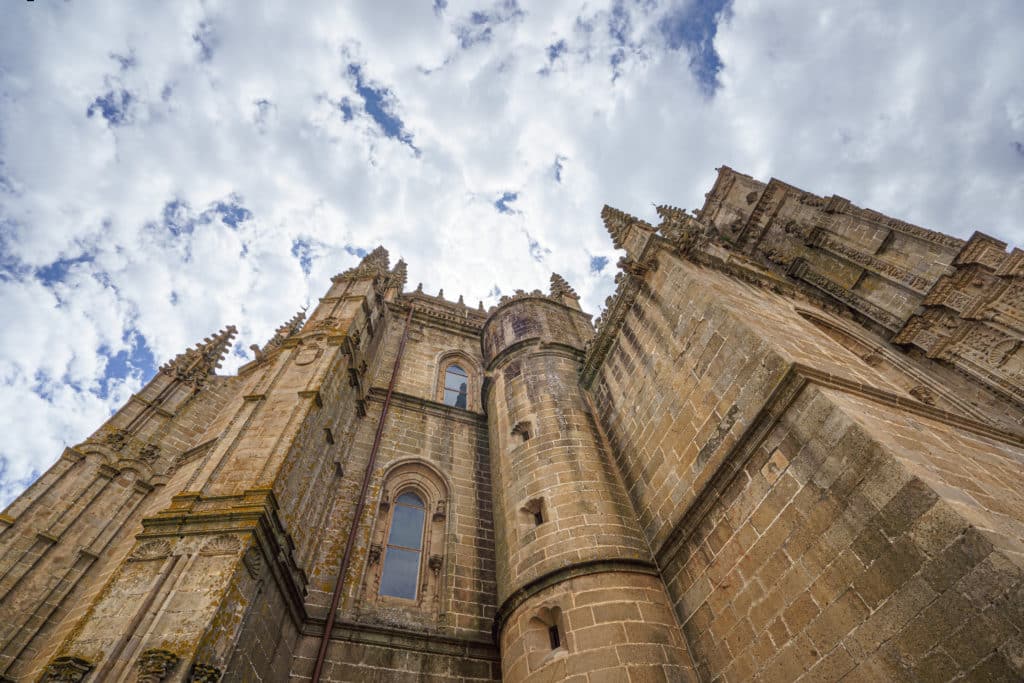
[[136, 648, 180, 682], [429, 554, 444, 573], [243, 545, 263, 579], [139, 443, 161, 462], [368, 543, 382, 565], [987, 338, 1021, 368], [909, 385, 936, 406], [314, 316, 338, 331], [199, 534, 242, 556], [294, 345, 323, 366], [860, 352, 883, 368], [129, 539, 173, 562], [41, 655, 93, 681], [433, 499, 447, 522], [105, 429, 128, 451], [379, 492, 390, 511], [189, 662, 223, 682]]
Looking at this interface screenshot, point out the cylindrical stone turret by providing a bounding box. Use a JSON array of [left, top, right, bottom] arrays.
[[483, 294, 694, 682]]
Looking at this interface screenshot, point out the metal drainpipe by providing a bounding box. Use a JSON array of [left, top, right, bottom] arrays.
[[311, 303, 414, 683]]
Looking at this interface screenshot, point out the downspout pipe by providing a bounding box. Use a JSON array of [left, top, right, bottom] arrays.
[[311, 303, 414, 683]]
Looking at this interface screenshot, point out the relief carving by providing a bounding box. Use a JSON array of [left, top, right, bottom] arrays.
[[136, 648, 179, 682], [41, 656, 93, 681], [199, 534, 242, 556], [189, 663, 222, 682], [129, 539, 173, 562], [909, 385, 936, 406], [242, 545, 263, 579]]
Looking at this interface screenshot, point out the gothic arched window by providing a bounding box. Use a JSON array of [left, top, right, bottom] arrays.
[[379, 491, 426, 600], [442, 364, 469, 409]]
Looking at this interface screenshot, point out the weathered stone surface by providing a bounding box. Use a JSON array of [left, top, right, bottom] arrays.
[[2, 170, 1022, 681]]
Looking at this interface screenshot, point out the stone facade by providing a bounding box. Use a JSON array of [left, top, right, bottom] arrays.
[[1, 167, 1023, 682]]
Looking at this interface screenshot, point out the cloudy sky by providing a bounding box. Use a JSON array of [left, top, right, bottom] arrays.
[[1, 0, 1022, 506]]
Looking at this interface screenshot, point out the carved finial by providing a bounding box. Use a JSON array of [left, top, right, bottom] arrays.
[[549, 273, 579, 300], [390, 258, 408, 291], [160, 325, 238, 387], [457, 294, 464, 305], [416, 282, 423, 292], [437, 288, 444, 299], [478, 300, 484, 311], [334, 245, 390, 280]]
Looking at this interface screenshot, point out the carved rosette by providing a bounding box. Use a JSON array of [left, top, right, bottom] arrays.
[[41, 656, 93, 681], [139, 443, 161, 462], [189, 663, 223, 682], [136, 648, 179, 682], [105, 429, 128, 451]]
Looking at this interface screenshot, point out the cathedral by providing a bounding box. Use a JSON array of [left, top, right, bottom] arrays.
[[2, 166, 1024, 682]]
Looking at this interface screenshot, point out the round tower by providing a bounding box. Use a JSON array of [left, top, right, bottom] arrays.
[[482, 288, 694, 682]]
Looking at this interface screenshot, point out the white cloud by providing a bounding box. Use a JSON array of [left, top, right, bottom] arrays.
[[0, 0, 1022, 505]]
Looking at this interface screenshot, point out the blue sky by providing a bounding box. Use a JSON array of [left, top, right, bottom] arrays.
[[0, 0, 1023, 505]]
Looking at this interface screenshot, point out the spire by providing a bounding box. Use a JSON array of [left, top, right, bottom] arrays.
[[390, 258, 408, 292], [549, 273, 579, 300], [334, 245, 390, 280], [160, 325, 238, 386]]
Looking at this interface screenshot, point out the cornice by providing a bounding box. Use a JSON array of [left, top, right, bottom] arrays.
[[365, 387, 488, 426]]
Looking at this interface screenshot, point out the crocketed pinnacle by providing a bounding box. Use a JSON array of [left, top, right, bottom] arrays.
[[160, 325, 238, 385], [334, 245, 391, 280], [601, 205, 652, 250], [549, 273, 579, 300], [261, 307, 307, 354], [655, 204, 689, 223], [390, 259, 408, 292]]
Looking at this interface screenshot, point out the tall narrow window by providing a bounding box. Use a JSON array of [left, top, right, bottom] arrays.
[[379, 491, 426, 599], [443, 364, 468, 409]]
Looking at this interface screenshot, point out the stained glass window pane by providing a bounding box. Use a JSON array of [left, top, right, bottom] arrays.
[[379, 547, 420, 599], [387, 504, 425, 549]]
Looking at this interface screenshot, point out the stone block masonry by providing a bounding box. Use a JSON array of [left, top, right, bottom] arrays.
[[1, 170, 1022, 681]]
